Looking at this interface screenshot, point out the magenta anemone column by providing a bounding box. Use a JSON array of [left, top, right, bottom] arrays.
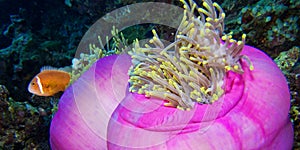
[[50, 46, 293, 149]]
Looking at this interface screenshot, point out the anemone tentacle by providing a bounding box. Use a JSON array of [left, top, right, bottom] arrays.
[[128, 0, 252, 109]]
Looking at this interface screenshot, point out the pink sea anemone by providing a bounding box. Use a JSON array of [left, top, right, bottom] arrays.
[[50, 50, 293, 149], [50, 0, 293, 149]]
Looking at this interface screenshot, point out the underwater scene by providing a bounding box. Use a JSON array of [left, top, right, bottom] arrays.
[[0, 0, 299, 149]]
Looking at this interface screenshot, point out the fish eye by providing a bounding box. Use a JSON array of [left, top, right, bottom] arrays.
[[32, 83, 35, 85]]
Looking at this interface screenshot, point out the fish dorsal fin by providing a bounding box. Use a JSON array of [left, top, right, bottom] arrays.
[[40, 66, 71, 73], [40, 66, 59, 72]]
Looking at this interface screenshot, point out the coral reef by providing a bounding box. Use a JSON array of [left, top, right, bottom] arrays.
[[275, 46, 300, 148], [275, 46, 299, 74], [222, 0, 300, 58], [0, 84, 58, 149]]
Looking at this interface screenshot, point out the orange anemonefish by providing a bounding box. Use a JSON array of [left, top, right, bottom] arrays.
[[28, 66, 71, 96]]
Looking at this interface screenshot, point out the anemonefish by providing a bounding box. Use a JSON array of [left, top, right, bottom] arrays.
[[28, 66, 71, 96]]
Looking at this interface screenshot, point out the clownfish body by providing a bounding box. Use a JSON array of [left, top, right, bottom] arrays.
[[28, 66, 71, 96]]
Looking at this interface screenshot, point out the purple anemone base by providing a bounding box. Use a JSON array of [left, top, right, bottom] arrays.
[[50, 45, 293, 149]]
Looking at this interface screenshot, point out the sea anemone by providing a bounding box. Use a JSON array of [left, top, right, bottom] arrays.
[[128, 0, 252, 109], [50, 0, 293, 149]]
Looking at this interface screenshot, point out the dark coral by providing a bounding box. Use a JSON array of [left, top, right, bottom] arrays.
[[221, 0, 299, 58], [0, 84, 60, 149]]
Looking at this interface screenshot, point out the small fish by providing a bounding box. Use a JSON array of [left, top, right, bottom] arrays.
[[28, 66, 71, 96]]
